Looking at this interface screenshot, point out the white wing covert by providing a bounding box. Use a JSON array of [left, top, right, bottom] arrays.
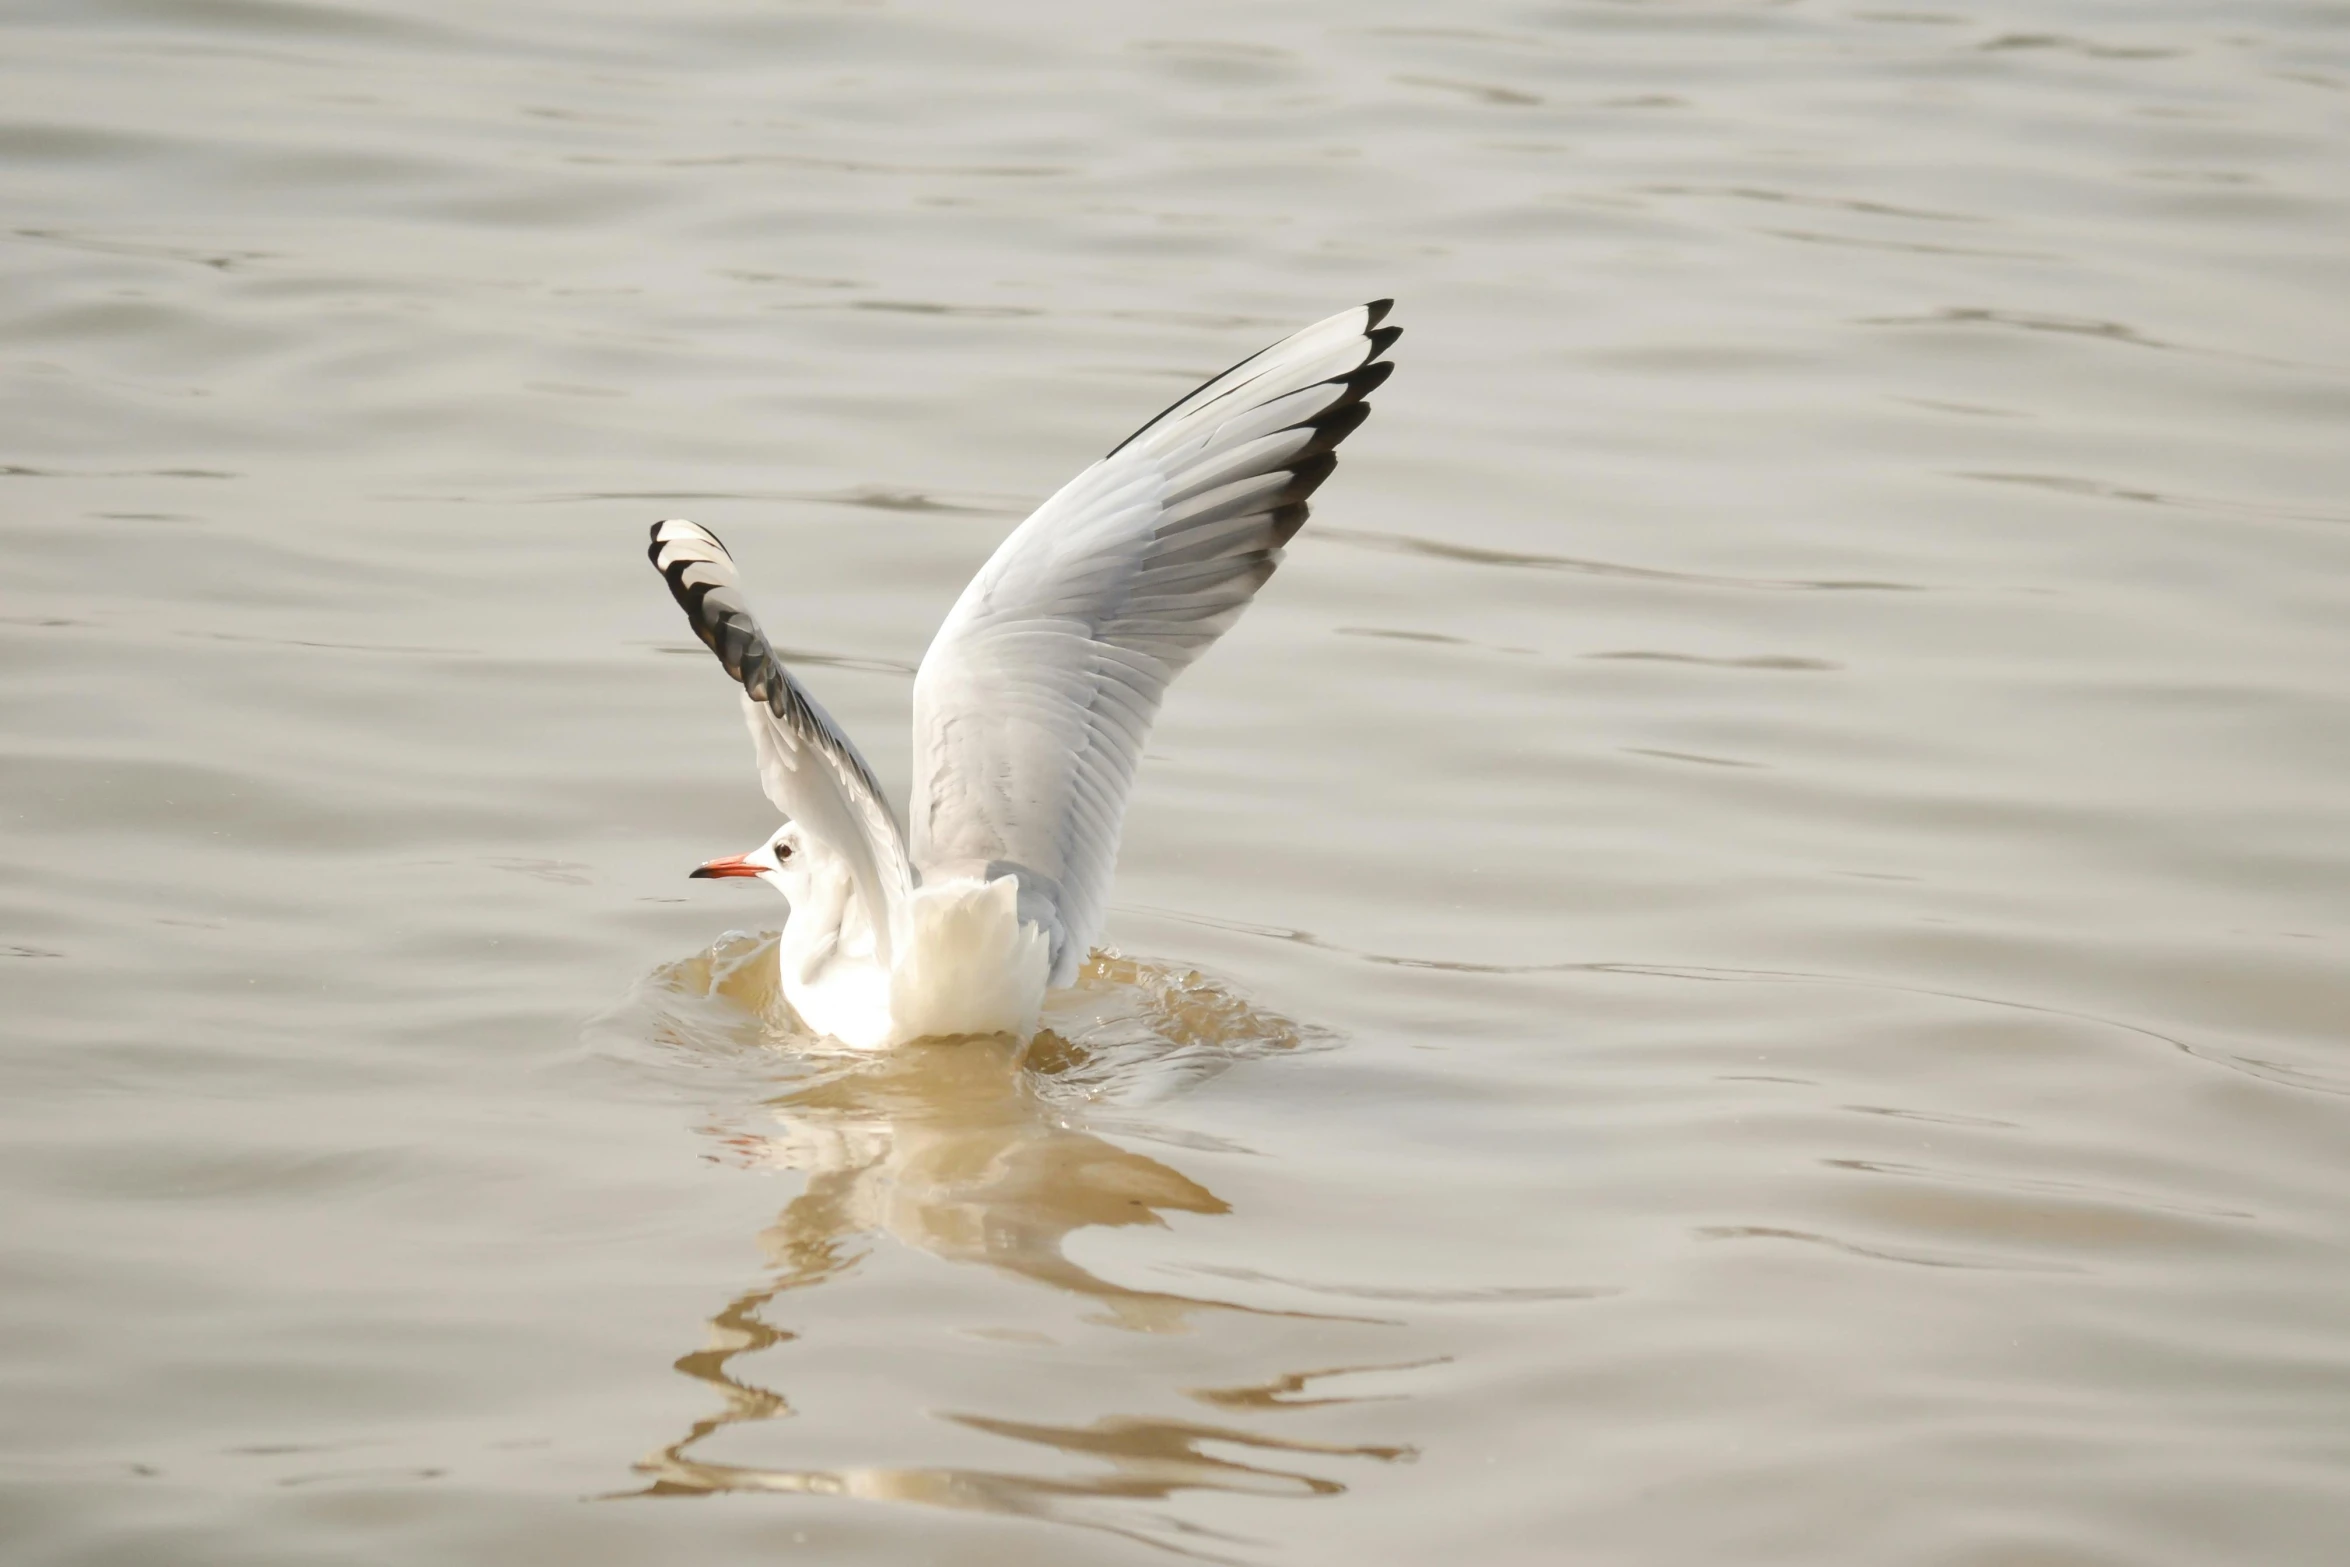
[[910, 301, 1399, 985], [649, 520, 912, 964]]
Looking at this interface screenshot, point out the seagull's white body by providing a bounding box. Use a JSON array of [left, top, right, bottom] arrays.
[[652, 302, 1399, 1048], [754, 829, 1048, 1048]]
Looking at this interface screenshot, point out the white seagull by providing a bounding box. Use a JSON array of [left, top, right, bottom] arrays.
[[650, 300, 1399, 1049]]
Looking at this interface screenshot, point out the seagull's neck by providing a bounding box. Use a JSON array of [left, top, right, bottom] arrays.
[[774, 842, 901, 1049], [778, 847, 881, 984]]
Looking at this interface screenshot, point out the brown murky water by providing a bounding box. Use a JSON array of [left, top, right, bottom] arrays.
[[5, 2, 2348, 1562]]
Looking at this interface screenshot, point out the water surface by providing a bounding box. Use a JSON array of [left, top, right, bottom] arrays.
[[5, 1, 2349, 1562]]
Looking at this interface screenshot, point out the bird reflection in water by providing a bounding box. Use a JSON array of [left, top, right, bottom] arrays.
[[609, 931, 1418, 1554]]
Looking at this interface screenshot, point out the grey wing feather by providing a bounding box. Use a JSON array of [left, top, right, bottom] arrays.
[[910, 301, 1399, 985], [649, 519, 910, 963]]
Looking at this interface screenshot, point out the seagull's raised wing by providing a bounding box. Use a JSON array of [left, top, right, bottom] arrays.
[[910, 301, 1399, 985], [650, 519, 911, 963]]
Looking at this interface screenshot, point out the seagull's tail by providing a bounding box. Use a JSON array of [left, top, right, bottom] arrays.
[[887, 876, 1052, 1043]]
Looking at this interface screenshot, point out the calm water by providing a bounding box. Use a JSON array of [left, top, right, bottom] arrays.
[[5, 1, 2349, 1562]]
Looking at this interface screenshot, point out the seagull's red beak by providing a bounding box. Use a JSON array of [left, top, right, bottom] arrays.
[[689, 853, 763, 880]]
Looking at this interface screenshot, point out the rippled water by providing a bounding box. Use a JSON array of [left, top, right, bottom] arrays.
[[6, 1, 2348, 1562]]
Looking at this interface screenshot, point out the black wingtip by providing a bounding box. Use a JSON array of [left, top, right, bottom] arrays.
[[1366, 323, 1403, 360], [1338, 359, 1396, 398], [1296, 397, 1374, 461], [647, 517, 737, 570], [1274, 450, 1342, 507], [1364, 298, 1395, 330], [651, 517, 731, 552], [1267, 500, 1313, 547]]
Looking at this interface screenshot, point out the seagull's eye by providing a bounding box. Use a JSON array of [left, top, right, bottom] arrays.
[[776, 844, 792, 861]]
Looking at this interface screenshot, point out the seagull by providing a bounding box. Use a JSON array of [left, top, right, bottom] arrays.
[[649, 300, 1399, 1049]]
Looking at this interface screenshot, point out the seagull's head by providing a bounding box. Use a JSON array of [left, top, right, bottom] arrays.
[[689, 823, 806, 901]]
